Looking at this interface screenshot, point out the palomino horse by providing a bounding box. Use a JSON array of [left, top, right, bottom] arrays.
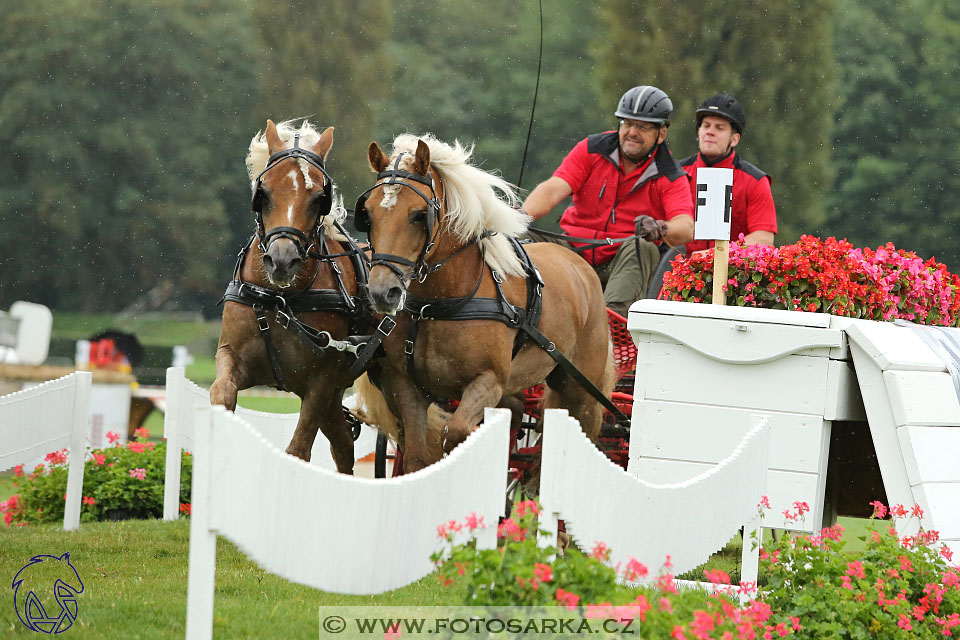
[[210, 119, 369, 473], [354, 134, 614, 473]]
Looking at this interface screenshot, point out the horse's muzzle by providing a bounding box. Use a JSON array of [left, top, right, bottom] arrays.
[[367, 280, 405, 315], [263, 240, 303, 287]]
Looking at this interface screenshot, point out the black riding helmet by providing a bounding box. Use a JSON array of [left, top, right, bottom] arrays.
[[614, 85, 673, 126], [695, 94, 746, 134]]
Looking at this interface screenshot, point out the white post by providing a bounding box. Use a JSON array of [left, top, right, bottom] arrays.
[[184, 404, 219, 640], [163, 367, 185, 521], [537, 409, 566, 552], [63, 372, 91, 531], [739, 515, 762, 589]]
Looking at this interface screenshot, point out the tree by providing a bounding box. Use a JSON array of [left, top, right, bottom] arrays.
[[251, 0, 394, 203], [594, 0, 837, 242], [0, 0, 258, 311], [826, 0, 960, 269], [374, 1, 606, 230]]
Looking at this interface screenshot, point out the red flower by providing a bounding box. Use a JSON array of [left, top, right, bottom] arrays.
[[105, 431, 120, 444], [179, 503, 191, 515], [533, 562, 552, 583], [555, 588, 580, 610]]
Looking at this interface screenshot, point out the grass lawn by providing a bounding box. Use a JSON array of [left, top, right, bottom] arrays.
[[1, 519, 465, 638]]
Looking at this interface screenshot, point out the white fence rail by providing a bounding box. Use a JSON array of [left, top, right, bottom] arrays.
[[0, 372, 91, 530], [539, 409, 770, 588], [185, 406, 510, 639], [162, 367, 379, 520]]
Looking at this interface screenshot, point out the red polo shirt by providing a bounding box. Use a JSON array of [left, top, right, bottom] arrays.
[[680, 151, 777, 257], [553, 131, 693, 265]]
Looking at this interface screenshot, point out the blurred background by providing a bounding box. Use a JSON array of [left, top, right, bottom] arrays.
[[0, 0, 957, 363]]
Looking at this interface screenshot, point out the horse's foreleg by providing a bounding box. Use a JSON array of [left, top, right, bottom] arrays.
[[209, 345, 242, 411], [443, 371, 503, 453], [287, 386, 355, 475], [383, 373, 432, 472]]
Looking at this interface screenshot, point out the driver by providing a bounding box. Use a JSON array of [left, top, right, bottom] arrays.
[[521, 85, 694, 315]]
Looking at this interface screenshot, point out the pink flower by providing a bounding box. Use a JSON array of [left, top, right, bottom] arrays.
[[911, 503, 925, 519], [92, 453, 106, 466], [555, 588, 579, 610], [436, 519, 461, 539], [82, 496, 96, 506], [12, 464, 23, 478], [533, 563, 552, 583], [589, 541, 609, 561], [105, 431, 120, 444], [514, 500, 539, 517], [463, 512, 484, 531], [133, 427, 150, 440], [898, 614, 912, 630], [127, 441, 146, 453], [704, 569, 731, 585], [129, 468, 146, 480], [44, 449, 68, 466], [841, 576, 854, 590], [899, 555, 914, 572], [758, 495, 770, 510], [622, 557, 649, 581], [869, 500, 888, 519], [847, 560, 866, 579]]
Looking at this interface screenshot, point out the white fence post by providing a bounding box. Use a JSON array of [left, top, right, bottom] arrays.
[[63, 372, 92, 531], [184, 404, 217, 640], [162, 367, 186, 521]]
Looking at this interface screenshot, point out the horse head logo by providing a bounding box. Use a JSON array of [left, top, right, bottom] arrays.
[[12, 553, 84, 634]]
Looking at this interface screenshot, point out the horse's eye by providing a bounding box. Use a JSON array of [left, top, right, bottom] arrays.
[[410, 209, 427, 224]]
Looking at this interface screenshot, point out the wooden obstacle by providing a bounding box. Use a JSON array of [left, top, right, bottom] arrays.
[[539, 409, 770, 589], [162, 367, 379, 520], [0, 372, 91, 530], [185, 406, 510, 639]]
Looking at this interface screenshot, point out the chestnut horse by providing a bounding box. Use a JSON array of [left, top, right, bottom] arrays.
[[210, 119, 368, 473], [354, 134, 614, 473]]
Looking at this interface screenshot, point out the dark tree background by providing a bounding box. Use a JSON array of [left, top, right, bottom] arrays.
[[1, 0, 957, 313]]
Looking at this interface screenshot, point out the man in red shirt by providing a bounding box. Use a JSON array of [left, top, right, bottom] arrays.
[[681, 94, 777, 258], [521, 85, 694, 315]]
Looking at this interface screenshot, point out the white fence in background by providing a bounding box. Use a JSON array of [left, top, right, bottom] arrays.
[[0, 372, 91, 530], [162, 367, 379, 520], [539, 409, 770, 589], [185, 406, 510, 639]]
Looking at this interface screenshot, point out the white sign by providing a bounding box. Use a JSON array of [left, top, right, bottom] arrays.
[[694, 167, 734, 241]]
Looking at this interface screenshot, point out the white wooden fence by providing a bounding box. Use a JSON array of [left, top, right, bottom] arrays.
[[185, 406, 510, 639], [0, 372, 91, 530], [162, 367, 379, 520], [539, 409, 770, 588]]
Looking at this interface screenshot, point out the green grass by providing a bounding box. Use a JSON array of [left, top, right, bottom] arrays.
[[51, 312, 221, 348], [0, 519, 464, 638]]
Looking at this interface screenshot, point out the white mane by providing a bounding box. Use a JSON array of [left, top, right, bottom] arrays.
[[245, 119, 347, 234], [384, 133, 530, 278]]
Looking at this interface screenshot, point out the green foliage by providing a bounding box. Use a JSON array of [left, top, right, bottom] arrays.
[[0, 0, 258, 311], [826, 0, 960, 270], [594, 0, 837, 243], [252, 0, 394, 201], [762, 507, 960, 638], [3, 429, 191, 526], [379, 1, 606, 230]]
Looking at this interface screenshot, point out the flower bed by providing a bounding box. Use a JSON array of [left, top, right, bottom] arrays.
[[662, 236, 960, 325], [432, 500, 959, 638], [0, 428, 192, 526]]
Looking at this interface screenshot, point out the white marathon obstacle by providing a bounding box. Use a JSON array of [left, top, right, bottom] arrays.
[[162, 367, 379, 520], [846, 320, 960, 548], [628, 300, 960, 551], [185, 406, 510, 640], [539, 409, 770, 589], [0, 372, 91, 530]]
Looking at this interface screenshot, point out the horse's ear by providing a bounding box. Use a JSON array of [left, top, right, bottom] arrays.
[[265, 120, 284, 154], [411, 139, 431, 176], [314, 126, 334, 161], [368, 142, 389, 173]]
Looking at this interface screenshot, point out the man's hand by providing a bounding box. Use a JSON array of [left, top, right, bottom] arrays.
[[635, 215, 669, 242]]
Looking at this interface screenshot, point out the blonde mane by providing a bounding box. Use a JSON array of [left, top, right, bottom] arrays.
[[245, 119, 347, 233], [383, 133, 530, 278]]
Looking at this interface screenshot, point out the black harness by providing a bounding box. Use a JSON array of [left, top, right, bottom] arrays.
[[349, 161, 630, 426], [222, 138, 372, 393]]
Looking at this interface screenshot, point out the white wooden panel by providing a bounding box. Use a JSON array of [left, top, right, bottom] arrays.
[[0, 374, 80, 469], [640, 342, 830, 415], [629, 313, 842, 365], [911, 483, 960, 542], [824, 360, 866, 421], [884, 371, 960, 427], [631, 400, 828, 474], [897, 426, 960, 485], [541, 409, 769, 583], [846, 321, 946, 372], [197, 407, 510, 596], [628, 458, 822, 533], [629, 299, 833, 328]]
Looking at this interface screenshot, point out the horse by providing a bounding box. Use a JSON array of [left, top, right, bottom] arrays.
[[353, 133, 615, 473], [209, 119, 369, 474]]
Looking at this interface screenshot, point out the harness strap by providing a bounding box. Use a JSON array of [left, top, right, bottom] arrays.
[[520, 322, 631, 427], [527, 227, 641, 254], [347, 316, 397, 379], [253, 304, 289, 391]]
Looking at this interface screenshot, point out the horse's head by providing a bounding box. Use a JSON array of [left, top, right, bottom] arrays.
[[248, 119, 336, 288], [357, 138, 443, 315]]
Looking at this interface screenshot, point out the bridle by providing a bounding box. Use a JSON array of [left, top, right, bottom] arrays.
[[353, 152, 444, 292], [251, 133, 336, 259]]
